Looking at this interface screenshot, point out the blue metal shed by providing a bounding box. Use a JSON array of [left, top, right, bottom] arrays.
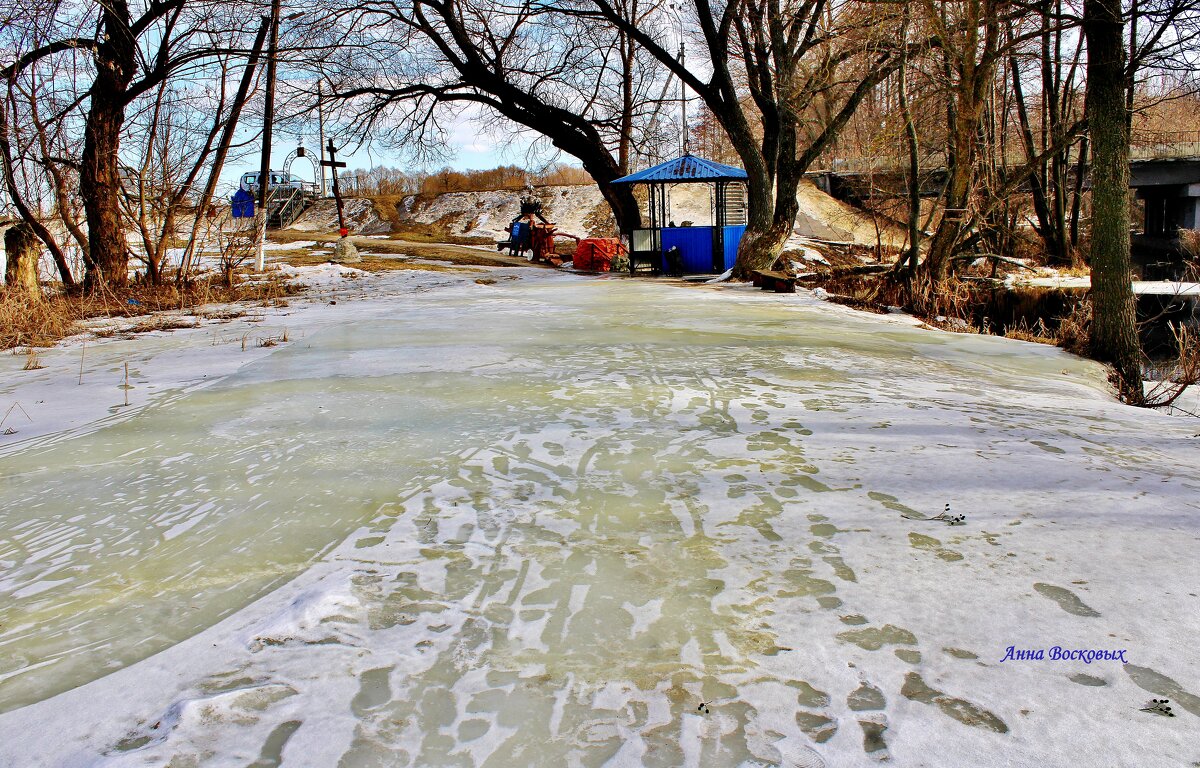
[[612, 154, 748, 275]]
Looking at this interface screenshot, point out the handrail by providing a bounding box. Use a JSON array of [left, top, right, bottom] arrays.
[[265, 186, 314, 228], [814, 130, 1200, 174]]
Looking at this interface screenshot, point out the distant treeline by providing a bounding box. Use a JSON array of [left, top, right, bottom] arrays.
[[337, 163, 593, 197]]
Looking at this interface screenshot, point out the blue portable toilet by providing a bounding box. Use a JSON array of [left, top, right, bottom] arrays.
[[231, 188, 255, 218], [511, 221, 532, 250]]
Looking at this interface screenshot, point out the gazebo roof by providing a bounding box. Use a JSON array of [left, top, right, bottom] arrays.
[[612, 154, 748, 184]]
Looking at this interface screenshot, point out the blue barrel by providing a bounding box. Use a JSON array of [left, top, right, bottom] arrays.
[[512, 221, 531, 249]]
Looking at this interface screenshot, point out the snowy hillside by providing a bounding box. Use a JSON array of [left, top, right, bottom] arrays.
[[291, 182, 908, 249]]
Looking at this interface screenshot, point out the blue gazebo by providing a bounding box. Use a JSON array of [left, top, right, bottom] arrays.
[[613, 154, 748, 275]]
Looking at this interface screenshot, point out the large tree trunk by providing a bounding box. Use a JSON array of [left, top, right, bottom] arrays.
[[924, 83, 986, 290], [4, 222, 42, 300], [595, 174, 642, 235], [1084, 0, 1143, 403], [730, 146, 780, 278], [80, 0, 136, 290]]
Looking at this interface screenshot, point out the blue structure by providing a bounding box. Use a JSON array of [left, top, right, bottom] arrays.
[[612, 154, 748, 275], [511, 221, 532, 251], [231, 188, 255, 218]]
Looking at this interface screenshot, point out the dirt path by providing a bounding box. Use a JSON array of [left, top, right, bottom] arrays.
[[270, 229, 548, 269]]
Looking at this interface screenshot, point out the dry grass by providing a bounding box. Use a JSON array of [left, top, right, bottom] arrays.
[[275, 219, 492, 248], [804, 271, 907, 313], [1054, 300, 1092, 357], [22, 347, 44, 370], [1003, 319, 1056, 345], [256, 329, 289, 348], [129, 316, 199, 334], [90, 315, 204, 339], [0, 293, 82, 349], [807, 271, 1097, 353], [1054, 263, 1092, 278], [824, 292, 889, 314], [0, 274, 302, 351], [1180, 229, 1200, 260], [192, 308, 247, 321], [1145, 324, 1200, 408]]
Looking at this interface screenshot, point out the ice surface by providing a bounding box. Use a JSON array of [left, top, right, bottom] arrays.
[[1, 273, 1198, 767]]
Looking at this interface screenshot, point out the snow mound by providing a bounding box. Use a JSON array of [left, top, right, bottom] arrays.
[[370, 180, 900, 248], [289, 198, 391, 235], [395, 185, 612, 240]]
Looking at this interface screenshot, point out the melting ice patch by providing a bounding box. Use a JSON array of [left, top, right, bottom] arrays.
[[0, 277, 1198, 767]]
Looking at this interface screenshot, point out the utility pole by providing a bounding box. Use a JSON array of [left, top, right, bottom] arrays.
[[670, 3, 688, 156], [317, 80, 328, 198], [679, 40, 687, 156], [254, 0, 282, 273]]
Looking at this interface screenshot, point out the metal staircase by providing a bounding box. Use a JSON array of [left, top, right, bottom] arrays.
[[265, 186, 316, 228]]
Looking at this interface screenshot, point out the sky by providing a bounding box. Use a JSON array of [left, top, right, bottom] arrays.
[[221, 105, 551, 194]]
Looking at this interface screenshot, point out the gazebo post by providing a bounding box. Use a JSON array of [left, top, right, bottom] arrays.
[[713, 181, 727, 272]]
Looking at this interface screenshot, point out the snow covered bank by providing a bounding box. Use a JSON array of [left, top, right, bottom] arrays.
[[1012, 275, 1200, 296], [387, 181, 907, 251], [0, 261, 515, 453]]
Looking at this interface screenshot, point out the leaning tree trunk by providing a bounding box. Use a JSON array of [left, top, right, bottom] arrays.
[[80, 0, 136, 290], [4, 221, 42, 300], [924, 90, 985, 292], [731, 180, 781, 278], [1083, 0, 1143, 404], [730, 130, 781, 279], [592, 174, 642, 234]]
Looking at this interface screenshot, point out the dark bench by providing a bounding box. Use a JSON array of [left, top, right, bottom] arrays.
[[751, 269, 796, 293]]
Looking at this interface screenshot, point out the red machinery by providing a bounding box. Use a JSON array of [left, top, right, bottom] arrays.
[[528, 220, 578, 267], [498, 195, 580, 267]]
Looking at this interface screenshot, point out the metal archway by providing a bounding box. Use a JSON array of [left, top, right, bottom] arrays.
[[283, 145, 319, 184]]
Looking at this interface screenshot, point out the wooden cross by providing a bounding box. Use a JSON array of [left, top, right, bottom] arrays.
[[321, 138, 348, 233]]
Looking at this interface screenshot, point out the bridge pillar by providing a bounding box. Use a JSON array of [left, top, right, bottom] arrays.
[[1137, 183, 1199, 236]]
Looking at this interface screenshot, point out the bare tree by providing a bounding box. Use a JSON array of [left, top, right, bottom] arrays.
[[305, 0, 677, 232], [588, 0, 909, 276], [1085, 0, 1144, 401], [1, 47, 83, 286], [0, 0, 267, 290], [1007, 3, 1089, 266], [120, 53, 260, 285]]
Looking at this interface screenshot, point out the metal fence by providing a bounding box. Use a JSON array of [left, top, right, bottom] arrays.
[[1130, 130, 1200, 160], [817, 130, 1200, 175]]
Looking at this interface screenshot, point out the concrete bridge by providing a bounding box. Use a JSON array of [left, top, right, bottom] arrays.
[[813, 131, 1200, 275], [813, 131, 1200, 195]]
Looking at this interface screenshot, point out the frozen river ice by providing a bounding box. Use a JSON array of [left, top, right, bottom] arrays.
[[1, 270, 1198, 766]]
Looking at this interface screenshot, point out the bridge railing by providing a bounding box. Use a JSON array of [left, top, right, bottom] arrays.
[[815, 130, 1200, 175], [1130, 130, 1200, 160]]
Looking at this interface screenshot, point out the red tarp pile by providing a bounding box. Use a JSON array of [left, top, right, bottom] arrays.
[[572, 238, 625, 272]]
